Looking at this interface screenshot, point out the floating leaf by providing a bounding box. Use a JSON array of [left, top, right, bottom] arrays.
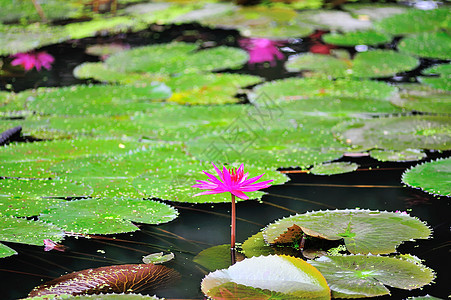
[[202, 255, 330, 300], [251, 78, 397, 105], [374, 8, 450, 35], [133, 161, 288, 203], [298, 10, 372, 32], [310, 254, 435, 298], [142, 252, 174, 264], [398, 32, 451, 60], [0, 24, 68, 55], [241, 231, 275, 258], [333, 115, 451, 151], [28, 263, 180, 297], [342, 4, 408, 21], [0, 0, 81, 23], [309, 162, 359, 175], [285, 53, 349, 78], [0, 196, 65, 217], [322, 30, 392, 47], [390, 84, 451, 114], [21, 84, 171, 116], [419, 63, 451, 91], [0, 179, 91, 198], [351, 50, 418, 78], [200, 6, 313, 38], [39, 198, 178, 235], [402, 158, 451, 197], [263, 209, 431, 254], [193, 244, 235, 272], [0, 215, 64, 258], [370, 149, 426, 162], [105, 42, 248, 75]]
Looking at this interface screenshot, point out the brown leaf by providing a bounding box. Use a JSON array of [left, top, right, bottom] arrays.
[[28, 263, 181, 297]]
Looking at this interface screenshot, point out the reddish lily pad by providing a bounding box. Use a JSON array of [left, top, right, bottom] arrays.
[[28, 264, 180, 297]]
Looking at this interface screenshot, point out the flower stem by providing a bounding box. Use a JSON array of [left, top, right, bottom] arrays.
[[230, 193, 236, 264]]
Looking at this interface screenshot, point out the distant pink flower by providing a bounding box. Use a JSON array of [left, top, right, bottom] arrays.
[[239, 38, 284, 66], [11, 51, 54, 71], [192, 163, 273, 200]]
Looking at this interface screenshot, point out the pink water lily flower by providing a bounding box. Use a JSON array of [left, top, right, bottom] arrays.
[[10, 51, 54, 71], [239, 38, 284, 66], [192, 163, 273, 200]]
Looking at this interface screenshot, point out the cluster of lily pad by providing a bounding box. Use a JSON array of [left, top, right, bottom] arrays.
[[0, 1, 450, 299]]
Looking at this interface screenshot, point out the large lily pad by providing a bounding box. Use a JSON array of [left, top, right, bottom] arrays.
[[398, 32, 451, 60], [251, 78, 397, 105], [310, 254, 435, 298], [374, 7, 450, 35], [0, 139, 153, 178], [0, 24, 68, 55], [0, 0, 81, 23], [322, 30, 392, 47], [133, 161, 288, 203], [390, 84, 451, 114], [0, 215, 64, 258], [39, 198, 178, 235], [298, 10, 372, 32], [285, 53, 350, 78], [333, 115, 451, 151], [105, 42, 248, 75], [370, 149, 426, 162], [401, 158, 451, 197], [419, 64, 451, 91], [0, 196, 66, 217], [200, 6, 314, 38], [0, 179, 91, 198], [263, 209, 431, 254], [19, 84, 171, 116], [201, 255, 330, 300], [351, 50, 418, 78], [28, 264, 180, 297]]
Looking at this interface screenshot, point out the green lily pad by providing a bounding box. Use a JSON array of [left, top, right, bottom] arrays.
[[241, 231, 275, 258], [310, 254, 435, 298], [0, 196, 66, 217], [401, 158, 451, 197], [333, 115, 451, 151], [0, 139, 152, 178], [342, 4, 408, 21], [0, 24, 68, 55], [64, 16, 145, 40], [20, 84, 171, 116], [0, 0, 81, 23], [322, 30, 392, 47], [398, 32, 451, 60], [0, 215, 64, 258], [374, 7, 450, 35], [0, 179, 91, 198], [193, 244, 234, 272], [39, 198, 178, 235], [251, 78, 397, 105], [390, 84, 451, 114], [419, 64, 451, 91], [133, 161, 288, 203], [142, 252, 174, 264], [285, 53, 349, 78], [201, 255, 330, 300], [298, 10, 372, 32], [309, 162, 359, 175], [351, 50, 418, 78], [105, 42, 248, 75], [263, 209, 431, 254], [370, 149, 426, 162], [200, 6, 313, 38]]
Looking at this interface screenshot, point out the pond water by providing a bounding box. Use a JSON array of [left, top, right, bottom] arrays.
[[1, 3, 450, 300]]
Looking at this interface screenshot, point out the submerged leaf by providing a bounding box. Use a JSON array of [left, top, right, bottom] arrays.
[[28, 264, 180, 297], [201, 255, 330, 300], [310, 254, 435, 298], [402, 158, 451, 197], [263, 209, 431, 254]]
